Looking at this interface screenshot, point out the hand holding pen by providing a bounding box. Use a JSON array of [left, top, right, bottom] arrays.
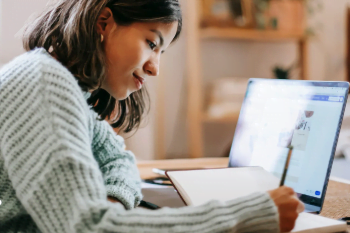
[[267, 146, 305, 232]]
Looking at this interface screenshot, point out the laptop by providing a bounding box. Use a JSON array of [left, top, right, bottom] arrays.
[[228, 78, 349, 213]]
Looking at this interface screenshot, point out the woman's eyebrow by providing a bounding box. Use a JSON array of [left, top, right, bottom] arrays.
[[150, 29, 164, 47]]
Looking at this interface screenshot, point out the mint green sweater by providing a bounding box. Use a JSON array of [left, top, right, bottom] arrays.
[[0, 48, 280, 232]]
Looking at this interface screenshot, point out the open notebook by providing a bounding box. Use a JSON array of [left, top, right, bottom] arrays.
[[166, 167, 347, 233]]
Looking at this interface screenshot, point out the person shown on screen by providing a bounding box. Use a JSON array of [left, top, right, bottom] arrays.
[[296, 110, 314, 131], [0, 0, 304, 232]]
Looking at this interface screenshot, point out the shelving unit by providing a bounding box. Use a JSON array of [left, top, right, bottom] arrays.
[[202, 112, 240, 123], [200, 27, 305, 41], [186, 0, 309, 158]]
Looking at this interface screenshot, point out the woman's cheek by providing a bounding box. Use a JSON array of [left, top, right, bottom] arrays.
[[132, 42, 151, 65]]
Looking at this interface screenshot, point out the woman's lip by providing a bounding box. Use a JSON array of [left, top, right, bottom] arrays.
[[134, 76, 142, 90], [133, 74, 144, 90], [133, 74, 144, 84]]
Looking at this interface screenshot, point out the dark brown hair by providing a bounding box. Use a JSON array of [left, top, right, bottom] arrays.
[[22, 0, 182, 132]]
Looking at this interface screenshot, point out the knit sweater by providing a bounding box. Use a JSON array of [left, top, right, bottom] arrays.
[[0, 48, 280, 233]]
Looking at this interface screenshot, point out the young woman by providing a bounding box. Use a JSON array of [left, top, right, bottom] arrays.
[[0, 0, 304, 232]]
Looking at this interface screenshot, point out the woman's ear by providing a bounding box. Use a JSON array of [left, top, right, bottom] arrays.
[[96, 7, 115, 36]]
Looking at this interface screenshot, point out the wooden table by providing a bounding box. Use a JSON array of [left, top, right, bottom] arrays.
[[138, 158, 350, 231], [138, 157, 229, 179]]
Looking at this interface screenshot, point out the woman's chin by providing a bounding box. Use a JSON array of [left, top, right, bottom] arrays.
[[116, 90, 132, 100]]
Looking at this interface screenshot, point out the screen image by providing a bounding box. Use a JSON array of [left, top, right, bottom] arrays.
[[228, 79, 349, 209]]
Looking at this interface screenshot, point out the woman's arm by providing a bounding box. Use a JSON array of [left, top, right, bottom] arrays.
[[90, 116, 142, 209], [0, 61, 280, 233]]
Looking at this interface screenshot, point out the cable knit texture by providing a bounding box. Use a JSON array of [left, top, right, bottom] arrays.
[[0, 48, 280, 233]]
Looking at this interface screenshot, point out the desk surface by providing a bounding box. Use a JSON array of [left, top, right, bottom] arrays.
[[137, 157, 350, 231]]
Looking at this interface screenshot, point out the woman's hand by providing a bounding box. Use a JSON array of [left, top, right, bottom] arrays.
[[268, 186, 305, 232]]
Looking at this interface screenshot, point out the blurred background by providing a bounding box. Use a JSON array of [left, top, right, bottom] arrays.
[[1, 0, 350, 173]]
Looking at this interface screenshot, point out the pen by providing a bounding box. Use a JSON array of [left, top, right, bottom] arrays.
[[143, 177, 173, 186], [139, 200, 160, 210], [338, 217, 350, 225], [280, 146, 293, 187]]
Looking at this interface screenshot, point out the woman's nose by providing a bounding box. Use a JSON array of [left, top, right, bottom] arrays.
[[144, 57, 160, 76]]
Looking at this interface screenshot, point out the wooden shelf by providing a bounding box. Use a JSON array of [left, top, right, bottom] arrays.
[[183, 1, 309, 158], [200, 27, 306, 41], [202, 112, 240, 123]]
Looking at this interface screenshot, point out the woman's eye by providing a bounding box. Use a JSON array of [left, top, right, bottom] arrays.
[[147, 40, 156, 50]]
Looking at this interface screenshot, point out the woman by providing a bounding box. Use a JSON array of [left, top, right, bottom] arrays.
[[0, 0, 303, 232]]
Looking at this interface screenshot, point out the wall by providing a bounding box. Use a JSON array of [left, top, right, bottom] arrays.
[[163, 0, 350, 158], [0, 1, 2, 65], [1, 0, 350, 160], [0, 0, 48, 64]]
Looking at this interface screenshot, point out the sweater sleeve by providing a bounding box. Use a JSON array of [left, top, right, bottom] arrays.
[[91, 115, 142, 209], [0, 63, 280, 233]]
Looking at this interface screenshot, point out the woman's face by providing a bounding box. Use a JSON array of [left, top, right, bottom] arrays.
[[96, 8, 178, 100]]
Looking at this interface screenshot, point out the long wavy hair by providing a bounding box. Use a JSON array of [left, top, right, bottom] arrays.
[[22, 0, 182, 133]]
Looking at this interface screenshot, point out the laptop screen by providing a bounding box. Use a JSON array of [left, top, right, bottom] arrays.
[[228, 79, 349, 212]]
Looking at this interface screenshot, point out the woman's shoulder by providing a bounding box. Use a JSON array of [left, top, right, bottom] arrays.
[[1, 47, 76, 86], [0, 47, 94, 134], [0, 47, 85, 101]]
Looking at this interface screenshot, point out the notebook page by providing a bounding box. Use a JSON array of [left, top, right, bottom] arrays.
[[291, 212, 347, 233], [167, 167, 280, 206]]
